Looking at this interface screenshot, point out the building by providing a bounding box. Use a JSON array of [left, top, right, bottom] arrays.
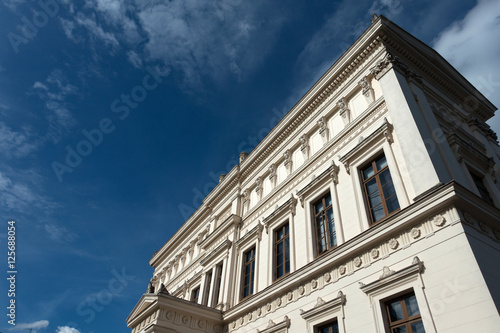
[[127, 15, 500, 333]]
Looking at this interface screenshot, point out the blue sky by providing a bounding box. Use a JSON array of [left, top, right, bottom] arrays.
[[1, 0, 499, 332]]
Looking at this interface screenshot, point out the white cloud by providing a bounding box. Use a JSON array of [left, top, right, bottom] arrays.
[[127, 50, 143, 69], [9, 319, 49, 331], [56, 327, 81, 333], [432, 0, 500, 133], [136, 0, 288, 87]]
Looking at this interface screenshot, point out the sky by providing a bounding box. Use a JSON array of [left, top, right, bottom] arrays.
[[0, 0, 499, 332]]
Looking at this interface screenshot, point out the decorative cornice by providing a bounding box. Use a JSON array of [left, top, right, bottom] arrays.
[[339, 117, 393, 165], [256, 316, 290, 333], [240, 36, 383, 180], [300, 291, 345, 320], [262, 195, 297, 233], [360, 257, 424, 294]]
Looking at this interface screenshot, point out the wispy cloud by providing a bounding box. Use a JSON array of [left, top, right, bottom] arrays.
[[0, 169, 57, 214], [59, 0, 291, 89], [127, 50, 143, 69], [0, 122, 42, 158], [432, 0, 500, 132], [56, 326, 81, 333], [32, 69, 79, 141], [45, 224, 78, 243], [9, 319, 49, 331]]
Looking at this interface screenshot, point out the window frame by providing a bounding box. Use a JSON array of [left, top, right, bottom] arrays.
[[312, 191, 337, 257], [190, 286, 200, 303], [241, 246, 256, 300], [384, 291, 425, 333], [201, 271, 212, 306], [468, 167, 495, 205], [274, 221, 291, 281], [315, 319, 340, 333], [212, 262, 223, 307], [360, 152, 400, 225]]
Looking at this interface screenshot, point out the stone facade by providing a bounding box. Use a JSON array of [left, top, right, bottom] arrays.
[[127, 15, 500, 333]]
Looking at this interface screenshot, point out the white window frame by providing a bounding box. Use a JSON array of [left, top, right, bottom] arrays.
[[360, 257, 436, 333], [340, 119, 409, 231], [300, 291, 346, 333]]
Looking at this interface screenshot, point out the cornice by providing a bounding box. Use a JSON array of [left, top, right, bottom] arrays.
[[300, 291, 345, 320], [378, 24, 496, 121], [360, 256, 424, 294], [239, 34, 384, 181]]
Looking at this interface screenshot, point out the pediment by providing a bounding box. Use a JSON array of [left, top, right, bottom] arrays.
[[127, 293, 159, 324]]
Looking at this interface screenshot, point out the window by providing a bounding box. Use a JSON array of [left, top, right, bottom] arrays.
[[242, 247, 256, 299], [212, 262, 223, 307], [385, 292, 425, 333], [191, 286, 200, 303], [202, 271, 212, 306], [470, 171, 494, 205], [361, 154, 400, 224], [316, 320, 339, 333], [274, 223, 290, 280], [313, 192, 336, 255]]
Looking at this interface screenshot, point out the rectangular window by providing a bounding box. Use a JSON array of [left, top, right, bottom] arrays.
[[362, 154, 400, 224], [191, 286, 200, 303], [242, 247, 256, 299], [470, 171, 494, 205], [274, 222, 290, 280], [385, 292, 425, 333], [212, 262, 223, 307], [316, 320, 339, 333], [313, 192, 336, 256], [202, 271, 212, 306]]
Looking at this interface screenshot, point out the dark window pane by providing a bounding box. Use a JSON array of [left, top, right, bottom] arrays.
[[388, 300, 404, 322], [277, 264, 283, 278], [363, 165, 375, 179], [315, 201, 324, 213], [366, 178, 380, 195], [285, 260, 290, 274], [285, 224, 289, 235], [277, 229, 283, 240], [379, 169, 393, 186], [277, 242, 283, 255], [410, 321, 425, 333], [385, 195, 400, 214], [325, 194, 332, 207], [405, 295, 420, 317], [368, 190, 383, 208], [376, 155, 388, 170], [392, 326, 407, 333]]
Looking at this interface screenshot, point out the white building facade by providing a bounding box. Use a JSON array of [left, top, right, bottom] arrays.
[[127, 16, 500, 333]]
